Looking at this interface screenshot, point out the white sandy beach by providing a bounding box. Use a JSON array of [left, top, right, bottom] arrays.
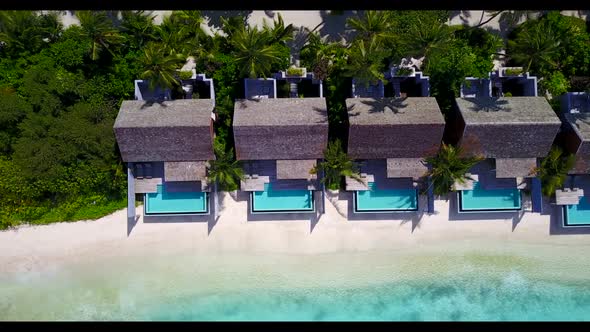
[[1, 190, 589, 283]]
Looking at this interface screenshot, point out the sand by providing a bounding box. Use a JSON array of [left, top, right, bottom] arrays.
[[1, 190, 589, 283]]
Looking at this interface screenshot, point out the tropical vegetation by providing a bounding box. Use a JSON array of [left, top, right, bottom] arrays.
[[1, 10, 589, 229], [425, 144, 484, 196], [535, 146, 576, 197], [311, 140, 361, 190]]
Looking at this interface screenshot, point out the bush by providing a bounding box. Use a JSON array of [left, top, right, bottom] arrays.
[[179, 70, 193, 80], [286, 67, 304, 76], [504, 68, 524, 76], [395, 67, 413, 76]]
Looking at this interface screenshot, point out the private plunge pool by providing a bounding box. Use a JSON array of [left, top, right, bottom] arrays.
[[458, 181, 521, 213], [354, 182, 418, 213], [563, 196, 590, 227], [145, 184, 209, 215], [251, 183, 315, 214]]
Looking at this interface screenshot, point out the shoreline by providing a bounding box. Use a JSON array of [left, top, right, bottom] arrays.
[[1, 191, 589, 283]]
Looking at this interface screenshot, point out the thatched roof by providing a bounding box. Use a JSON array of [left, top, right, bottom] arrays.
[[164, 161, 208, 182], [564, 113, 590, 174], [386, 158, 428, 179], [276, 159, 317, 180], [495, 158, 537, 178], [346, 97, 445, 159], [456, 97, 560, 158], [233, 98, 328, 160], [114, 100, 215, 162]]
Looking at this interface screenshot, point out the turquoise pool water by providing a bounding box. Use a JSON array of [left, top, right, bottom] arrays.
[[564, 196, 590, 226], [252, 183, 314, 212], [460, 181, 521, 212], [145, 184, 208, 215], [355, 182, 417, 212]]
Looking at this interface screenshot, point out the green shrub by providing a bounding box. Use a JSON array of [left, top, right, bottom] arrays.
[[396, 67, 413, 76], [179, 70, 193, 80], [286, 67, 304, 76], [504, 68, 524, 76]]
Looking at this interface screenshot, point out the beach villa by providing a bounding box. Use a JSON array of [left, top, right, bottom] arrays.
[[113, 74, 217, 222], [445, 69, 561, 214], [557, 92, 590, 227], [233, 72, 328, 214], [346, 69, 444, 214]]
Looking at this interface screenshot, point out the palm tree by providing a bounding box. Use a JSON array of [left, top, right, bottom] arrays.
[[403, 18, 453, 59], [534, 146, 575, 197], [343, 38, 388, 87], [346, 10, 396, 44], [76, 11, 125, 60], [120, 10, 156, 50], [139, 43, 186, 91], [262, 13, 295, 45], [310, 139, 362, 190], [231, 26, 283, 78], [507, 20, 561, 74], [300, 32, 346, 81], [425, 143, 484, 196], [207, 147, 244, 191], [0, 11, 62, 56]]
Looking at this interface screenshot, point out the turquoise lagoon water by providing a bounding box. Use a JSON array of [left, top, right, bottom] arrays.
[[355, 182, 418, 212], [460, 181, 521, 211], [145, 184, 208, 215], [3, 251, 590, 321], [252, 183, 314, 212], [564, 196, 590, 226]]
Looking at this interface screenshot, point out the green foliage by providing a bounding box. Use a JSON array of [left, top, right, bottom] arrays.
[[425, 40, 491, 115], [535, 146, 576, 197], [311, 140, 361, 190], [343, 38, 388, 87], [0, 11, 62, 58], [346, 11, 397, 45], [286, 67, 304, 76], [179, 70, 193, 80], [139, 42, 186, 91], [504, 68, 524, 76], [425, 143, 484, 196], [207, 147, 244, 191], [541, 71, 570, 98], [507, 19, 561, 75], [395, 67, 413, 76], [76, 11, 125, 61]]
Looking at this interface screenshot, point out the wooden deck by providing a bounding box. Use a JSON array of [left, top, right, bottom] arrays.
[[240, 160, 320, 191], [345, 159, 416, 191]]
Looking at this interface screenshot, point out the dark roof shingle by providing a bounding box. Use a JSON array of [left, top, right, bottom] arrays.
[[346, 97, 445, 159], [233, 98, 329, 160], [456, 97, 560, 158], [113, 100, 215, 162]]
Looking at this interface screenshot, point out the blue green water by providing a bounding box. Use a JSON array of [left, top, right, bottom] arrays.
[[252, 183, 314, 212], [2, 250, 590, 321], [143, 278, 590, 321], [145, 184, 207, 214], [355, 182, 417, 212], [565, 196, 590, 226], [460, 181, 521, 211]]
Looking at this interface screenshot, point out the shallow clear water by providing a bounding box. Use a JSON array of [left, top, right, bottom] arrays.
[[2, 251, 589, 321], [355, 182, 417, 212], [461, 181, 521, 211], [252, 183, 313, 212], [565, 196, 590, 226], [145, 184, 207, 214]]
